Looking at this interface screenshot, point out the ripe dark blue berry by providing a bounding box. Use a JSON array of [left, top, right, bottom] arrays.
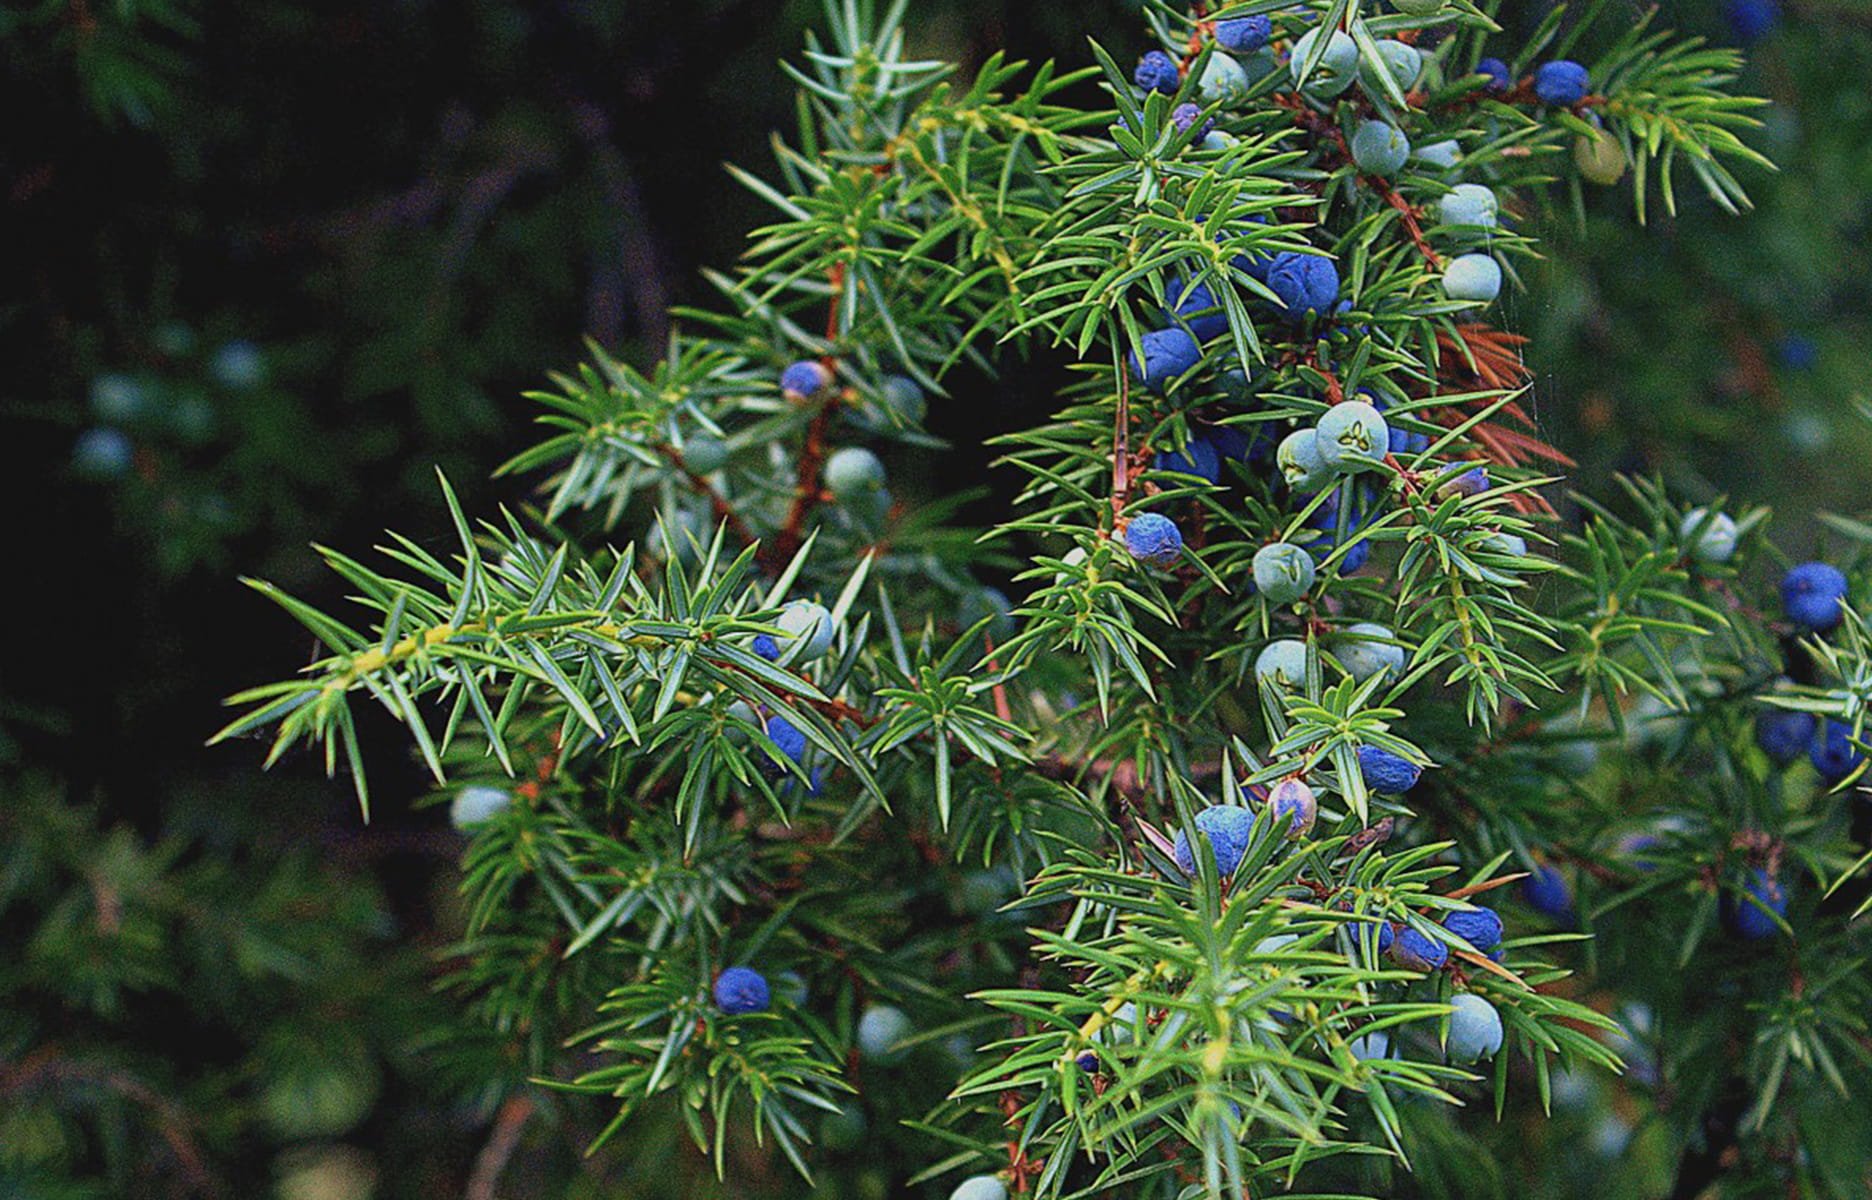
[[1124, 512, 1184, 568], [763, 714, 808, 776], [714, 966, 772, 1014], [1155, 436, 1223, 483], [1172, 805, 1258, 876], [1476, 56, 1511, 92], [1388, 927, 1448, 971], [1358, 746, 1422, 794], [1721, 868, 1787, 940], [1724, 0, 1780, 42], [1781, 562, 1848, 632], [1521, 864, 1574, 920], [1266, 252, 1340, 317], [1214, 15, 1272, 53], [1129, 327, 1203, 389], [1135, 49, 1181, 94], [1533, 60, 1591, 106], [781, 359, 833, 399], [1810, 719, 1865, 784], [1443, 906, 1503, 953], [1171, 102, 1215, 141], [1755, 708, 1816, 766], [1166, 277, 1229, 341]]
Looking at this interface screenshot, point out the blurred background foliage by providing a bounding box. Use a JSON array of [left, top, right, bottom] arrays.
[[2, 0, 1867, 1197]]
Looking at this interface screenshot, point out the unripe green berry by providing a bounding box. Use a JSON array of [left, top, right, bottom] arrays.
[[1255, 639, 1309, 693], [1437, 183, 1499, 229], [1358, 40, 1423, 97], [684, 433, 728, 474], [1337, 622, 1403, 682], [1574, 126, 1628, 185], [1350, 120, 1410, 176], [1253, 542, 1317, 604], [1315, 402, 1389, 472], [1290, 27, 1359, 97], [1197, 53, 1252, 106], [1278, 428, 1333, 489], [1442, 253, 1503, 303], [825, 446, 887, 500], [1680, 508, 1738, 563]]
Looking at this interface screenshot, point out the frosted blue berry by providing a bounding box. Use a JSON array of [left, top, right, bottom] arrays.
[[1277, 428, 1333, 490], [781, 359, 833, 400], [1722, 868, 1787, 940], [1358, 746, 1421, 794], [1810, 719, 1864, 783], [1123, 512, 1184, 568], [1135, 49, 1181, 94], [1253, 542, 1317, 604], [1315, 401, 1388, 472], [1349, 1030, 1390, 1060], [1351, 120, 1411, 176], [1679, 508, 1737, 563], [1754, 708, 1816, 766], [1215, 15, 1272, 53], [1483, 530, 1528, 557], [1129, 327, 1203, 390], [1266, 252, 1340, 317], [1389, 927, 1448, 971], [763, 715, 809, 774], [1171, 102, 1215, 141], [1533, 60, 1591, 106], [1446, 993, 1504, 1062], [1225, 213, 1276, 282], [1476, 57, 1512, 92], [1154, 435, 1222, 483], [1437, 183, 1499, 229], [450, 785, 511, 830], [776, 599, 837, 661], [1442, 465, 1490, 497], [949, 1175, 1009, 1200], [1521, 864, 1574, 920], [1255, 639, 1309, 696], [1166, 277, 1229, 341], [1377, 922, 1395, 954], [72, 427, 134, 479], [714, 966, 771, 1015], [1266, 779, 1317, 839], [1337, 623, 1404, 682], [1725, 0, 1780, 41], [857, 1003, 915, 1062], [1290, 27, 1359, 97], [1781, 562, 1847, 632], [825, 447, 887, 501], [1172, 804, 1259, 876], [1443, 253, 1502, 303], [1443, 906, 1503, 953]]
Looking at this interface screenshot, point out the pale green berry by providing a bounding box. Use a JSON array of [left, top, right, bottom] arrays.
[[1253, 542, 1317, 604], [1437, 183, 1498, 228], [857, 1004, 914, 1063], [1442, 253, 1503, 303], [1358, 40, 1423, 97], [950, 1176, 1009, 1200], [1350, 120, 1410, 176], [1337, 622, 1404, 682], [824, 446, 887, 500], [1574, 126, 1628, 185], [1255, 639, 1309, 693], [1290, 27, 1359, 97], [1198, 52, 1252, 106], [1413, 138, 1462, 168], [1315, 402, 1389, 472], [1680, 508, 1738, 563], [1278, 428, 1333, 489], [777, 599, 836, 661]]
